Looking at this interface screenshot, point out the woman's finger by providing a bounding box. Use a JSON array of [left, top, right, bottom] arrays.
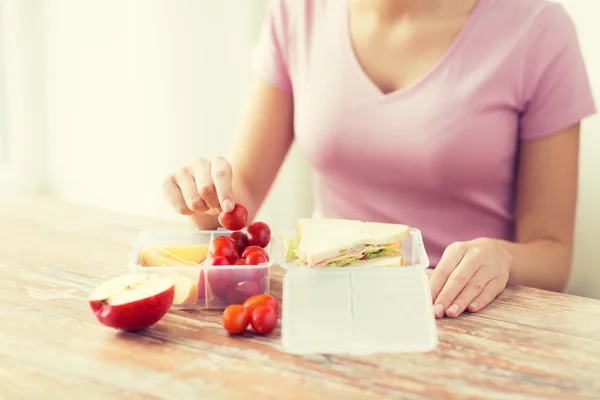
[[192, 159, 220, 210], [429, 242, 467, 304], [466, 278, 503, 313], [444, 267, 494, 318], [174, 167, 209, 212], [162, 175, 194, 215], [210, 156, 235, 212], [432, 248, 484, 318]]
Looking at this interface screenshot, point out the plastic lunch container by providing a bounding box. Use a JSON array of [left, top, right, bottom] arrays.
[[128, 228, 272, 310], [271, 227, 439, 355], [270, 227, 430, 270]]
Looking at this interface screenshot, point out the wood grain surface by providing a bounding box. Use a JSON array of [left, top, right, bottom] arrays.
[[1, 196, 599, 400]]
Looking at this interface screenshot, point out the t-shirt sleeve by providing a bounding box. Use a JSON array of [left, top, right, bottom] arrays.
[[519, 3, 597, 141], [252, 0, 293, 93]]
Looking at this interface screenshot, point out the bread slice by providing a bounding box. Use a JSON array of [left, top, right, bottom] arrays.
[[295, 218, 410, 266]]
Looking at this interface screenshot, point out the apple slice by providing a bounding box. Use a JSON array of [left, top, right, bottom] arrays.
[[141, 246, 199, 267], [162, 244, 208, 264], [88, 273, 175, 331], [160, 272, 198, 305]]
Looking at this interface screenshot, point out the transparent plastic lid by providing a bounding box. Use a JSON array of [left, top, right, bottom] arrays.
[[281, 266, 438, 355]]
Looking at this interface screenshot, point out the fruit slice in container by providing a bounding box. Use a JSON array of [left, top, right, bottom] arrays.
[[141, 245, 201, 282], [159, 271, 199, 305], [88, 273, 175, 331], [160, 244, 208, 264], [141, 245, 200, 267]]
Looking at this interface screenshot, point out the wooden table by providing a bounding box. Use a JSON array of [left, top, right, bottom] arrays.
[[1, 196, 600, 400]]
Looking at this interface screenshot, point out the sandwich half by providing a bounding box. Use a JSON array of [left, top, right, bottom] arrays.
[[282, 218, 410, 268]]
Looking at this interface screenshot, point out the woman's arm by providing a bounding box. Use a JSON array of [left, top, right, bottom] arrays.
[[497, 122, 580, 292], [429, 123, 581, 318], [189, 79, 294, 229]]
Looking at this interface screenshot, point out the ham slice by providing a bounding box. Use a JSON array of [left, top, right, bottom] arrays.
[[298, 243, 401, 268]]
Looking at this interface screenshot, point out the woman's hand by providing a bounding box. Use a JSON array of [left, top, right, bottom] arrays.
[[429, 238, 513, 318], [162, 156, 235, 216]]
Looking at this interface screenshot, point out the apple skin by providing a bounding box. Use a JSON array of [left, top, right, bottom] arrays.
[[88, 275, 175, 331]]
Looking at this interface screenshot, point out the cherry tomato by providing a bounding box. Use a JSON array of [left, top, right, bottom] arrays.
[[227, 281, 260, 305], [222, 304, 250, 335], [211, 256, 230, 266], [249, 305, 277, 335], [233, 258, 246, 265], [225, 236, 238, 250], [241, 245, 269, 261], [243, 294, 279, 315], [230, 231, 249, 253], [197, 270, 206, 300], [247, 221, 271, 248], [209, 236, 239, 264], [245, 252, 267, 266], [232, 265, 263, 283], [208, 256, 232, 298], [218, 203, 248, 231]]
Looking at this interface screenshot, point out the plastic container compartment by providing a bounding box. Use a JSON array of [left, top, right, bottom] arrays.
[[281, 266, 438, 355], [272, 227, 430, 270], [128, 228, 271, 310], [273, 227, 437, 355]]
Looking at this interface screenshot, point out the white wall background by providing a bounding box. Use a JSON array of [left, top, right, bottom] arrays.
[[0, 0, 598, 298], [38, 0, 314, 233]]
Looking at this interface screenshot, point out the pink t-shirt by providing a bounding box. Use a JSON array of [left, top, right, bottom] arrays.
[[252, 0, 597, 266]]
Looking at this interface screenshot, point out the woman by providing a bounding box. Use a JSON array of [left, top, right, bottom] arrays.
[[162, 0, 597, 318]]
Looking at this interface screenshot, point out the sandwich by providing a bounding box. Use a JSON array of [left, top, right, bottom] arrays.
[[282, 218, 409, 268]]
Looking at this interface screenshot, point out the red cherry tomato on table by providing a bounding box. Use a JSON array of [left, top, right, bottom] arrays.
[[243, 294, 279, 315], [218, 203, 248, 231], [250, 305, 277, 335], [227, 281, 260, 305], [222, 305, 250, 335], [246, 252, 267, 266], [209, 236, 239, 264], [247, 222, 271, 248], [241, 245, 269, 261], [230, 231, 249, 253]]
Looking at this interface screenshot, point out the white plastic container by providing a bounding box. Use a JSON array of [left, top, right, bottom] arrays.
[[281, 266, 438, 355], [273, 227, 438, 355], [128, 228, 272, 310]]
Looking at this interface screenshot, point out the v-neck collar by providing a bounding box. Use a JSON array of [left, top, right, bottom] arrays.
[[339, 0, 489, 101]]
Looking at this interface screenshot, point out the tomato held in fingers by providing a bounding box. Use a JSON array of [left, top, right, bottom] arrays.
[[209, 236, 239, 264], [218, 203, 248, 231], [243, 294, 279, 315], [247, 222, 271, 248], [230, 231, 249, 253], [241, 245, 269, 261], [249, 305, 277, 335], [245, 252, 267, 266], [222, 304, 250, 335], [227, 281, 260, 305]]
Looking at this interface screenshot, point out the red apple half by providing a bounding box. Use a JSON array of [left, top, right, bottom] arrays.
[[88, 273, 175, 331]]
